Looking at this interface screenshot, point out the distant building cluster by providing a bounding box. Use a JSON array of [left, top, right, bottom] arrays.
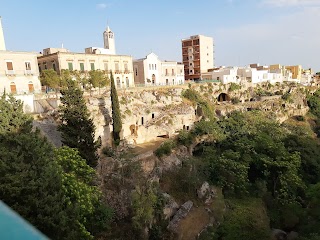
[[0, 16, 316, 98]]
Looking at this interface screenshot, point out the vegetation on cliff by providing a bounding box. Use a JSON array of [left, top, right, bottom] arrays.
[[110, 71, 122, 144], [58, 80, 100, 167], [0, 94, 112, 239]]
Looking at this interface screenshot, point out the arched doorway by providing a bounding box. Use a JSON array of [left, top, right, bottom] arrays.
[[217, 93, 231, 102], [10, 82, 17, 94], [152, 74, 156, 84], [28, 81, 34, 93]]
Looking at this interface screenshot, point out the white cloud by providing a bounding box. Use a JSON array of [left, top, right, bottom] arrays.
[[96, 3, 108, 9], [262, 0, 320, 7], [215, 7, 320, 70]]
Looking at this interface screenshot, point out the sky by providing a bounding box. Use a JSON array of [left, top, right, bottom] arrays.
[[0, 0, 319, 71]]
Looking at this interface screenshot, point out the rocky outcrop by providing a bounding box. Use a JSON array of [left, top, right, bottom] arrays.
[[162, 193, 179, 220], [271, 229, 287, 240], [197, 182, 218, 205], [167, 200, 193, 233]]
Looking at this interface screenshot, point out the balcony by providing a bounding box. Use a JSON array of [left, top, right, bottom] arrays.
[[25, 70, 34, 76], [6, 70, 15, 76]]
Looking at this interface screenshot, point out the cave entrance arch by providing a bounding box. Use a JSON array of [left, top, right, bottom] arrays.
[[217, 93, 231, 102]]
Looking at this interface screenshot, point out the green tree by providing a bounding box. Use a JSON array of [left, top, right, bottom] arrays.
[[216, 198, 270, 240], [40, 69, 60, 91], [131, 183, 158, 239], [58, 80, 100, 167], [110, 72, 122, 144], [54, 147, 113, 238], [0, 96, 78, 239], [0, 131, 77, 239], [88, 70, 108, 95], [0, 94, 32, 134]]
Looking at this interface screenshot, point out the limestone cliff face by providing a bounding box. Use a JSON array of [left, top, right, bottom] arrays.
[[34, 81, 313, 147], [88, 88, 198, 146]]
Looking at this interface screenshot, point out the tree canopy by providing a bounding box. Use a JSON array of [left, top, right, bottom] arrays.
[[58, 80, 100, 167]]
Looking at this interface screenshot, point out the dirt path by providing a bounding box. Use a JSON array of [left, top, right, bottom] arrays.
[[131, 138, 166, 155]]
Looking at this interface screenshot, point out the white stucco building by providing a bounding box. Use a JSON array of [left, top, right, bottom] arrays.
[[133, 53, 184, 86], [0, 17, 42, 112], [38, 25, 134, 88], [0, 17, 41, 95], [202, 67, 240, 84]]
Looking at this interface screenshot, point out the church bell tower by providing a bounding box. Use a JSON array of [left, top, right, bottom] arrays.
[[103, 26, 116, 55]]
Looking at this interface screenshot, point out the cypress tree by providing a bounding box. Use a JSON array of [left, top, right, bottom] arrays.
[[110, 72, 122, 144], [58, 80, 99, 167]]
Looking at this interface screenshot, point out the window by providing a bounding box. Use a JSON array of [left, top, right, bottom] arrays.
[[104, 62, 108, 71], [28, 81, 34, 93], [124, 62, 128, 71], [10, 82, 16, 94], [126, 77, 129, 87], [155, 64, 157, 70], [6, 61, 13, 70], [135, 68, 138, 76], [172, 79, 175, 85], [152, 74, 156, 84], [115, 62, 119, 71], [25, 62, 31, 70], [165, 69, 168, 76], [149, 64, 151, 70], [68, 62, 73, 71], [80, 62, 85, 71], [90, 62, 95, 71], [152, 113, 155, 119], [190, 70, 193, 73], [166, 79, 169, 85], [189, 63, 192, 66], [116, 77, 121, 88], [152, 64, 154, 70], [52, 63, 56, 71], [172, 69, 175, 75]]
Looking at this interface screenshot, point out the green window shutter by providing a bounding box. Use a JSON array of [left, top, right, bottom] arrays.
[[68, 62, 73, 71], [80, 63, 84, 71], [90, 63, 95, 71]]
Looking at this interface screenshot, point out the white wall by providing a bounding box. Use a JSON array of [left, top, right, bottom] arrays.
[[14, 94, 35, 113]]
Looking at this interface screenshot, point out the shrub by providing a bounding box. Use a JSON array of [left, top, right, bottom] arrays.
[[231, 97, 240, 104], [295, 115, 305, 121], [177, 130, 194, 146], [228, 83, 241, 92], [102, 146, 115, 157], [154, 140, 176, 158]]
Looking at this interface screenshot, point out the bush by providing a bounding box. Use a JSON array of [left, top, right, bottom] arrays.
[[102, 146, 115, 157], [295, 115, 305, 121], [154, 140, 176, 158], [231, 97, 240, 104], [215, 198, 270, 240], [177, 130, 194, 146], [228, 83, 241, 92]]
